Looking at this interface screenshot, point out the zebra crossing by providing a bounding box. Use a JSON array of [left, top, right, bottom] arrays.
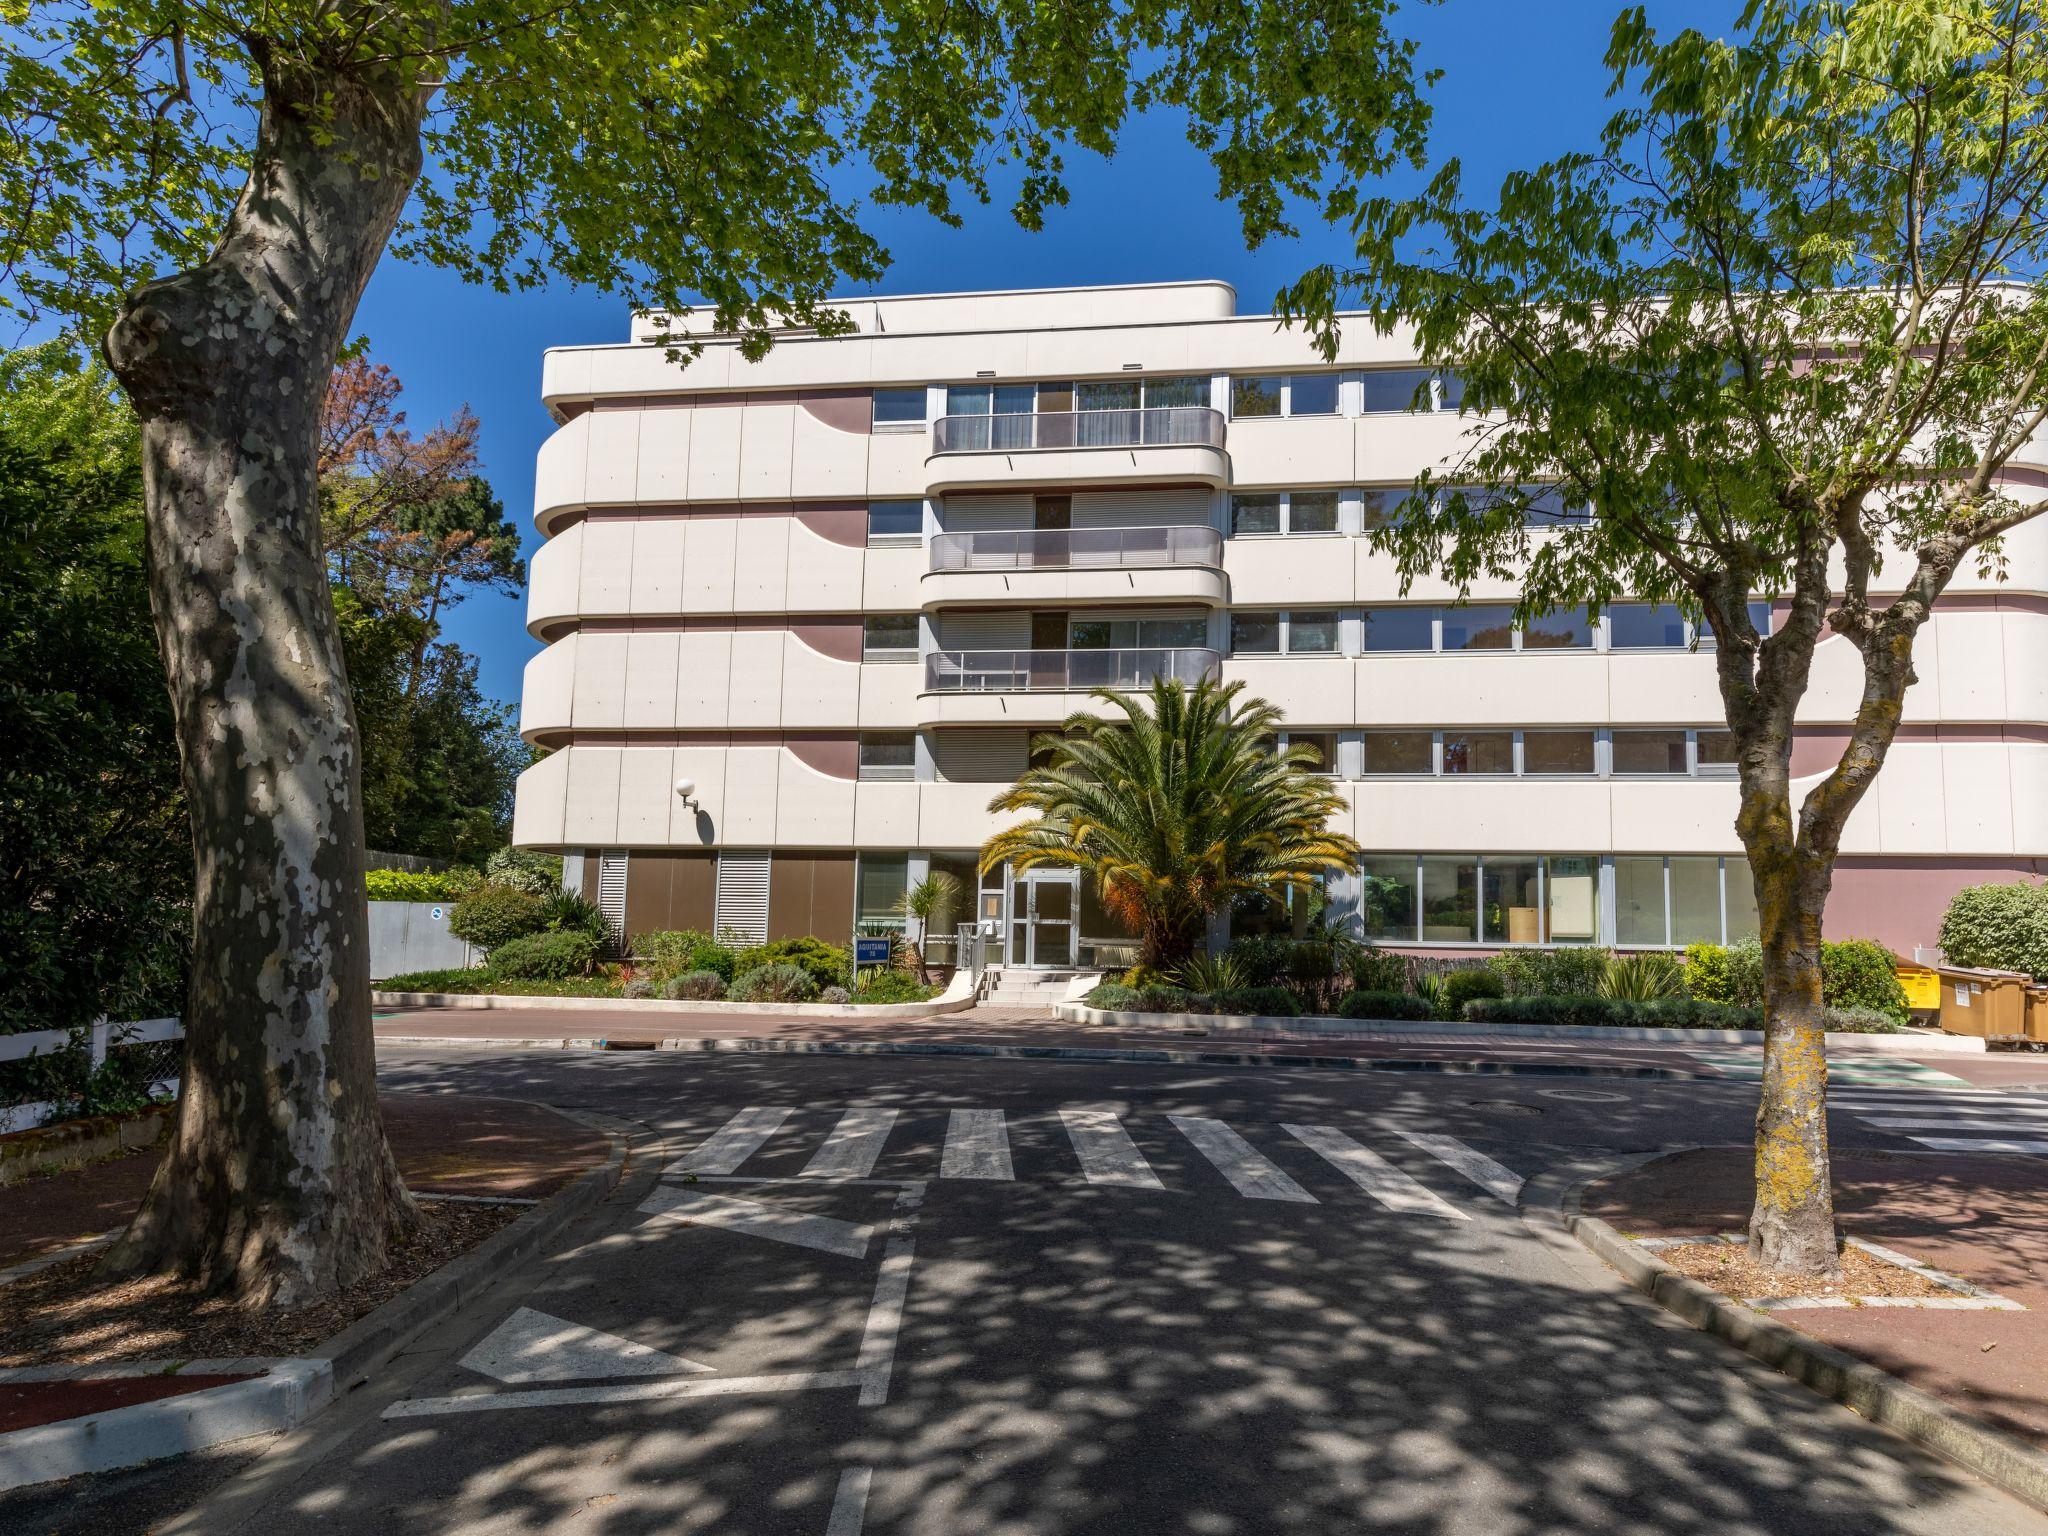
[[661, 1105, 1526, 1217], [1833, 1084, 2048, 1156]]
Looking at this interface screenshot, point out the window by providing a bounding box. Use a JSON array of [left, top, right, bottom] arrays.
[[1289, 490, 1339, 534], [1441, 605, 1516, 651], [1520, 605, 1594, 650], [1360, 368, 1436, 413], [1360, 607, 1435, 652], [1357, 852, 1753, 947], [1230, 493, 1282, 536], [1076, 378, 1139, 412], [1230, 611, 1280, 655], [1544, 856, 1599, 944], [1359, 855, 1420, 941], [945, 383, 1034, 450], [1288, 611, 1341, 654], [1421, 857, 1481, 942], [1521, 730, 1597, 775], [872, 387, 927, 428], [1142, 375, 1207, 409], [1613, 857, 1667, 946], [858, 732, 916, 781], [1286, 731, 1338, 775], [856, 854, 910, 928], [1696, 729, 1739, 774], [1441, 730, 1514, 775], [1725, 856, 1761, 941], [1611, 729, 1689, 775], [1485, 859, 1544, 944], [1289, 373, 1339, 415], [1229, 376, 1283, 418], [1229, 374, 1337, 418], [1438, 371, 1468, 411], [1359, 489, 1409, 530], [1670, 857, 1723, 944], [1520, 484, 1593, 528], [1360, 731, 1433, 775], [863, 614, 918, 661], [1607, 603, 1690, 649], [1228, 489, 1338, 536], [1070, 616, 1207, 650], [866, 500, 922, 546], [1699, 600, 1777, 645]]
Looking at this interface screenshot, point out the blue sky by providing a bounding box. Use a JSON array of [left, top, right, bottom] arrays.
[[355, 0, 1735, 706]]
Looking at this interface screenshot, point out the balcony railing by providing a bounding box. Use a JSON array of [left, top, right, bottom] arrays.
[[931, 406, 1225, 455], [923, 647, 1222, 694], [928, 524, 1222, 573]]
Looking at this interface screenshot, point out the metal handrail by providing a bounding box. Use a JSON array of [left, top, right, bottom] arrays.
[[928, 524, 1222, 572], [922, 646, 1222, 693], [931, 406, 1225, 455]]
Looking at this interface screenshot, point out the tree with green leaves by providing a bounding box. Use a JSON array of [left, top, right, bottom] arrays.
[[0, 0, 1431, 1301], [1287, 0, 2048, 1275], [984, 678, 1362, 970], [899, 871, 966, 985]]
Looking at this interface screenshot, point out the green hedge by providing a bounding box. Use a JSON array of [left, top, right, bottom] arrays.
[[1462, 996, 1764, 1030], [730, 963, 819, 1003], [1337, 990, 1433, 1021], [1938, 880, 2048, 980], [448, 884, 547, 951], [489, 930, 600, 981], [366, 867, 479, 903], [1682, 936, 1912, 1021], [1488, 947, 1613, 998]]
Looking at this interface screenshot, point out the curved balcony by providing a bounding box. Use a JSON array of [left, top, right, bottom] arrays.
[[918, 646, 1222, 725], [925, 407, 1228, 494], [922, 523, 1228, 608]]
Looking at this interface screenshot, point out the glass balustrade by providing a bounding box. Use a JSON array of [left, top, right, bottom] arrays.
[[927, 524, 1222, 571], [930, 406, 1225, 455], [922, 647, 1223, 693]]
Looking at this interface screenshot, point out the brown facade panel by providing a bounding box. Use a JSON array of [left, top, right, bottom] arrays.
[[768, 852, 857, 941], [621, 851, 717, 940]]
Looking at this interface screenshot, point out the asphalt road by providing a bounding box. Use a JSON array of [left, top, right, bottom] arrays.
[[29, 1045, 2048, 1535]]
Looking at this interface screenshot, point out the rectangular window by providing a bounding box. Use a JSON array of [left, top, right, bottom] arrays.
[[1289, 490, 1340, 534], [1076, 378, 1140, 412], [866, 500, 922, 545], [1522, 485, 1593, 528], [1612, 729, 1689, 775], [1725, 856, 1761, 942], [1287, 610, 1341, 654], [1441, 730, 1514, 775], [858, 732, 916, 781], [1359, 855, 1419, 941], [1143, 375, 1207, 409], [1140, 615, 1208, 649], [1359, 489, 1405, 530], [1521, 730, 1597, 775], [1614, 856, 1667, 946], [872, 387, 927, 427], [1520, 604, 1595, 649], [1230, 493, 1282, 536], [1230, 611, 1281, 655], [1544, 855, 1599, 944], [1360, 730, 1433, 775], [1289, 373, 1340, 416], [1360, 606, 1435, 652], [1607, 603, 1690, 649], [1421, 857, 1481, 942], [1670, 857, 1723, 945], [1441, 605, 1516, 651], [1484, 859, 1544, 944], [1699, 600, 1776, 645], [1696, 729, 1739, 774], [1360, 368, 1435, 413], [856, 854, 910, 927], [1288, 731, 1338, 775], [1229, 376, 1283, 418], [862, 614, 918, 661], [1438, 371, 1468, 412]]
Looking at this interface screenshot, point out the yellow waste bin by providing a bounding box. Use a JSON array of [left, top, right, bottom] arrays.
[[1936, 966, 2032, 1038], [1895, 964, 1942, 1019], [2026, 986, 2048, 1043]]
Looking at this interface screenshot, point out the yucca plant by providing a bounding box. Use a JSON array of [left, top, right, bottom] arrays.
[[983, 678, 1361, 972], [897, 871, 965, 984], [1175, 951, 1248, 995], [1599, 951, 1686, 1002]]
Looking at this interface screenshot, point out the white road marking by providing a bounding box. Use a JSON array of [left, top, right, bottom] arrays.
[[1852, 1104, 2048, 1122], [1862, 1117, 2048, 1132], [856, 1183, 925, 1406], [1391, 1131, 1525, 1205], [383, 1370, 865, 1418], [941, 1109, 1014, 1181], [802, 1108, 900, 1179], [1060, 1108, 1165, 1189], [666, 1106, 793, 1176], [460, 1307, 710, 1383], [1905, 1137, 2048, 1155], [638, 1186, 875, 1259], [825, 1467, 874, 1536], [1168, 1116, 1316, 1203], [1281, 1125, 1468, 1220]]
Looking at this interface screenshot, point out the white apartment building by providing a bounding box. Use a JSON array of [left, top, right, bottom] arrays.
[[512, 280, 2048, 969]]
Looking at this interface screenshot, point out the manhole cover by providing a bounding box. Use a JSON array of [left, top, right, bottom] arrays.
[[1466, 1100, 1544, 1116], [1537, 1087, 1629, 1103]]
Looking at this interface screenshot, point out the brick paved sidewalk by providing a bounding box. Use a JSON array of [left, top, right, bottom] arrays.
[[1584, 1147, 2048, 1449]]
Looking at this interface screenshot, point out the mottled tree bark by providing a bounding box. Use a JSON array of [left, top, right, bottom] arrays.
[[98, 59, 430, 1304]]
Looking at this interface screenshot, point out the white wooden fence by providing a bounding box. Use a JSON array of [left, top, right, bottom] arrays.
[[0, 1017, 184, 1135]]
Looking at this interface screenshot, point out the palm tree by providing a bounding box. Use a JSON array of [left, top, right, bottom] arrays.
[[982, 677, 1361, 971], [898, 870, 965, 984]]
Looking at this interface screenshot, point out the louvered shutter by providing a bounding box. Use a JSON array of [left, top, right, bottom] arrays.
[[930, 729, 1030, 783], [713, 851, 772, 945], [596, 851, 628, 944]]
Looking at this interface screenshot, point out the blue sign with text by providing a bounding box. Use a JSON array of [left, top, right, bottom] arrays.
[[854, 936, 893, 966]]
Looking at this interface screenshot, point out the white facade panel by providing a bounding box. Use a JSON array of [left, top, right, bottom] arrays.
[[583, 410, 640, 504], [628, 518, 688, 614], [680, 516, 738, 611], [575, 520, 637, 616], [675, 630, 735, 724], [622, 631, 682, 729]]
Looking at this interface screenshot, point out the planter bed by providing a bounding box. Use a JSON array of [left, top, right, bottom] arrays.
[[375, 969, 977, 1020]]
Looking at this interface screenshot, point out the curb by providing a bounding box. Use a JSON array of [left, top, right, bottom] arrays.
[[0, 1108, 171, 1187], [377, 1032, 1698, 1080], [0, 1112, 631, 1492], [371, 975, 977, 1021], [1054, 1002, 1986, 1054], [1531, 1152, 2048, 1514]]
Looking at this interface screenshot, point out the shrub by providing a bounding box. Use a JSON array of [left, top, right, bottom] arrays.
[[366, 867, 480, 903], [1086, 983, 1139, 1010], [1461, 996, 1765, 1030], [820, 985, 851, 1005], [1599, 952, 1686, 1001], [448, 884, 547, 952], [1721, 938, 1767, 1007], [622, 977, 654, 1000], [539, 890, 611, 946], [378, 967, 488, 994], [851, 970, 941, 1005], [1211, 986, 1298, 1017], [660, 970, 728, 1001], [488, 930, 600, 981], [1624, 998, 1762, 1030], [1177, 952, 1249, 994], [1436, 967, 1505, 1019], [1349, 947, 1410, 994], [640, 929, 738, 983], [1824, 1006, 1904, 1034], [730, 963, 820, 1003], [1939, 880, 2048, 979], [1489, 946, 1613, 998], [1464, 995, 1619, 1028], [1338, 989, 1433, 1021], [485, 847, 565, 896], [1223, 934, 1295, 988], [1682, 942, 1735, 1003], [1129, 985, 1198, 1013], [1820, 939, 1911, 1023], [735, 937, 849, 992]]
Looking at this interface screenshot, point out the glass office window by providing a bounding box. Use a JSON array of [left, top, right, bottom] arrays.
[[1360, 606, 1435, 651], [1696, 729, 1739, 774], [1230, 493, 1282, 536], [1290, 490, 1340, 533], [1724, 857, 1762, 942], [862, 614, 918, 660], [858, 732, 916, 781], [1484, 859, 1544, 944], [1288, 610, 1340, 653], [1360, 731, 1433, 775], [1670, 857, 1724, 945], [866, 500, 923, 544], [1360, 368, 1434, 413], [1359, 489, 1406, 530], [1231, 612, 1281, 654], [1359, 856, 1420, 941], [1521, 484, 1593, 527], [872, 387, 927, 425], [856, 854, 909, 926], [1608, 603, 1689, 648], [1612, 729, 1690, 774], [1421, 857, 1481, 942], [1075, 378, 1140, 411], [1144, 375, 1207, 409], [1290, 373, 1339, 415], [1522, 730, 1597, 774], [1441, 730, 1514, 775], [1438, 371, 1468, 411], [1230, 376, 1283, 417], [1544, 856, 1600, 944], [1441, 605, 1516, 650], [1288, 731, 1338, 774], [1699, 600, 1776, 644], [1521, 604, 1595, 649], [1614, 856, 1668, 946]]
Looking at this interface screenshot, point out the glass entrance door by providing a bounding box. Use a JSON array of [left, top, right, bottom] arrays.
[[1009, 871, 1076, 968]]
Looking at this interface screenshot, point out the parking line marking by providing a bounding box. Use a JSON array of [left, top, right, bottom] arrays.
[[1282, 1125, 1469, 1219], [1061, 1108, 1165, 1189], [802, 1109, 900, 1178], [1391, 1131, 1525, 1205], [1906, 1137, 2048, 1155], [1861, 1117, 2048, 1131], [1168, 1116, 1316, 1202], [638, 1186, 875, 1259], [666, 1106, 793, 1176], [825, 1467, 874, 1536], [941, 1109, 1014, 1181], [856, 1183, 926, 1406]]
